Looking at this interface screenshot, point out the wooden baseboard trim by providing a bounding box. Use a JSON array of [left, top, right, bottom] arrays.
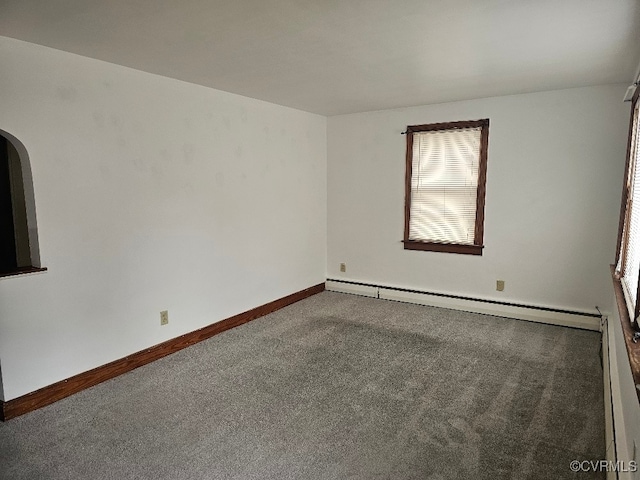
[[0, 282, 325, 421]]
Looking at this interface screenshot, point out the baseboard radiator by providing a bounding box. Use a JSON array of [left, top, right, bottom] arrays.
[[603, 304, 640, 480], [326, 279, 601, 331], [602, 317, 618, 480]]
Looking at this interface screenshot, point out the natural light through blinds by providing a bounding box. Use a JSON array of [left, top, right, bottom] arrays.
[[409, 127, 482, 245], [619, 100, 640, 318]]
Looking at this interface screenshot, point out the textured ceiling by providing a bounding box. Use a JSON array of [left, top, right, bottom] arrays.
[[1, 0, 639, 115]]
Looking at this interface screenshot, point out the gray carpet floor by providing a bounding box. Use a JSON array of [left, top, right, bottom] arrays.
[[0, 291, 605, 480]]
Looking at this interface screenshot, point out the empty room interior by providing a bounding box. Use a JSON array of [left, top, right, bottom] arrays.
[[1, 1, 640, 479]]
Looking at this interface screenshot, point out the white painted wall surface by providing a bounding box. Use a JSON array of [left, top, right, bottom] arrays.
[[327, 85, 628, 313], [0, 37, 327, 400]]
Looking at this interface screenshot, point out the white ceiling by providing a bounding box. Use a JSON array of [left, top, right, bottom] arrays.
[[1, 0, 639, 116]]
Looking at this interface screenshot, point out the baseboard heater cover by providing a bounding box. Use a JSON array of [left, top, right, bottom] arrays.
[[0, 282, 325, 421], [326, 279, 601, 331], [601, 318, 618, 479]]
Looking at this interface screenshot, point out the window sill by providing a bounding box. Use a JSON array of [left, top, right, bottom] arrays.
[[0, 266, 47, 279], [403, 240, 483, 256], [610, 265, 640, 403]]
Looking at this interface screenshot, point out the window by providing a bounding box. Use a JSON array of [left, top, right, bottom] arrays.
[[615, 87, 640, 323], [403, 119, 489, 255], [0, 130, 44, 277]]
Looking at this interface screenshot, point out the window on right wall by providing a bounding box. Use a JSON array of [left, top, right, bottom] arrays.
[[403, 119, 490, 256], [615, 89, 640, 324]]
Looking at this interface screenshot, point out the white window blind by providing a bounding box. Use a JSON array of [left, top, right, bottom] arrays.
[[409, 127, 482, 245], [620, 101, 640, 318]]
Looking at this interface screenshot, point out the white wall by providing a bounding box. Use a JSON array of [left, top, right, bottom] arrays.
[[327, 85, 628, 313], [0, 37, 327, 400]]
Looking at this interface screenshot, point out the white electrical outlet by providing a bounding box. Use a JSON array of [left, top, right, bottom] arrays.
[[160, 310, 169, 325], [340, 263, 346, 272]]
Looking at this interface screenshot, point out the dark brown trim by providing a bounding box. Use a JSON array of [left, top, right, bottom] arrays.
[[403, 119, 489, 256], [615, 92, 639, 269], [0, 266, 47, 279], [630, 96, 640, 324], [635, 272, 640, 324], [610, 265, 640, 403], [619, 191, 632, 276], [403, 240, 483, 255], [474, 120, 490, 247], [0, 282, 325, 421], [404, 129, 414, 242], [406, 119, 490, 133]]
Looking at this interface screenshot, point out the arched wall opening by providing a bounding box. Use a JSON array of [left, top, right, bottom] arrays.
[[0, 129, 43, 276]]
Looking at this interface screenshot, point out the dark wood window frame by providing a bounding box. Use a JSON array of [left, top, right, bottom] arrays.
[[611, 266, 640, 402], [613, 83, 640, 402], [403, 119, 490, 255], [615, 86, 640, 321]]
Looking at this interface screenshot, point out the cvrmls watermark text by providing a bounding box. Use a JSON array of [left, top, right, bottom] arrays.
[[570, 460, 637, 473]]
